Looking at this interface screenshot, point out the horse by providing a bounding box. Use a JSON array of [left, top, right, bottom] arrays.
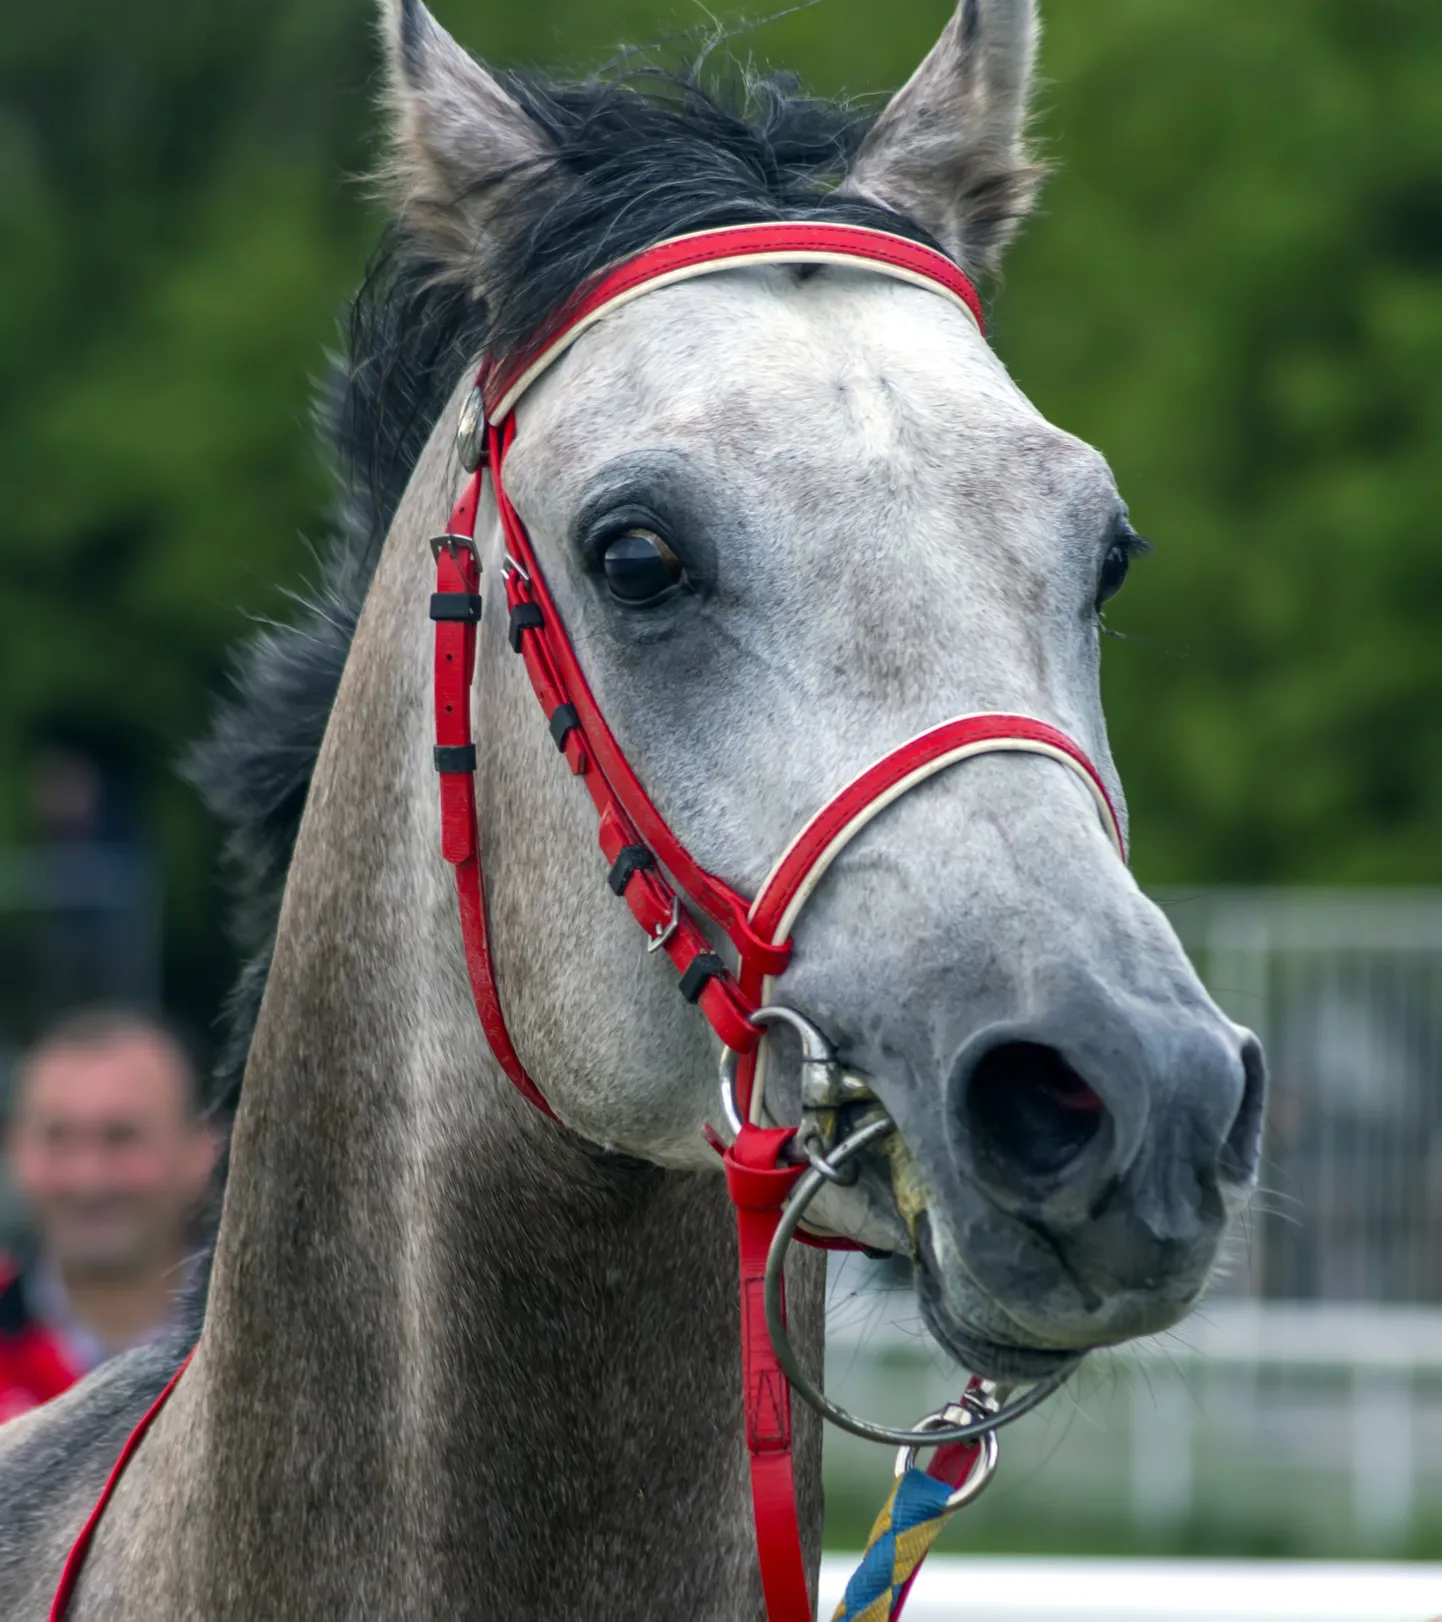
[[0, 1, 1266, 1615]]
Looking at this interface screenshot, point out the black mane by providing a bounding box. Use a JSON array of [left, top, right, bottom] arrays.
[[187, 61, 940, 1113]]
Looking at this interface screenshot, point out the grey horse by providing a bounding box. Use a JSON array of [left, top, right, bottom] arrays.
[[0, 1, 1264, 1615]]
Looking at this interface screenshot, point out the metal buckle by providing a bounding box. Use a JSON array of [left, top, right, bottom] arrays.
[[502, 553, 531, 585], [645, 897, 681, 955], [429, 534, 477, 563]]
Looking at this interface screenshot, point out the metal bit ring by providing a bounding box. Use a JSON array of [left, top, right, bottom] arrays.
[[718, 1004, 876, 1145], [762, 1116, 1077, 1447]]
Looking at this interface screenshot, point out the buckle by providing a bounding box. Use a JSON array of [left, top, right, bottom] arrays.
[[429, 534, 477, 563], [645, 897, 681, 955]]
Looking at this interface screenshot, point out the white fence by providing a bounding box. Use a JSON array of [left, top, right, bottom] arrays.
[[823, 1292, 1442, 1556]]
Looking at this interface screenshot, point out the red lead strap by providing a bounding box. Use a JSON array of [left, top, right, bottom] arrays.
[[721, 1123, 986, 1622], [724, 1126, 814, 1619]]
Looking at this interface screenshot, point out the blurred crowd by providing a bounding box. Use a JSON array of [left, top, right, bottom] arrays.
[[0, 1008, 218, 1421]]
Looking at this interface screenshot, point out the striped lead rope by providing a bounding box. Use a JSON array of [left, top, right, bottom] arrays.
[[831, 1468, 957, 1622]]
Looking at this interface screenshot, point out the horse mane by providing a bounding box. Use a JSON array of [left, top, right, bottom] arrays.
[[186, 58, 943, 1116]]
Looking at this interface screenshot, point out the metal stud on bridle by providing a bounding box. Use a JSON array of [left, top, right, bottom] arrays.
[[456, 383, 487, 472]]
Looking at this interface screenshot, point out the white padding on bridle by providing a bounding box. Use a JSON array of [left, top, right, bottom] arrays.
[[746, 734, 1126, 1125], [489, 228, 984, 424]]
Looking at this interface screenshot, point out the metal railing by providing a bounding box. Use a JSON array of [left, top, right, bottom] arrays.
[[823, 1288, 1442, 1554], [1157, 888, 1442, 1305]]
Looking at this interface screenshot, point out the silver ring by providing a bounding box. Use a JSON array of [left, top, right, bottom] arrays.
[[895, 1398, 1000, 1512], [717, 1003, 872, 1138], [762, 1116, 1078, 1446], [719, 1051, 746, 1138], [718, 1057, 860, 1181]]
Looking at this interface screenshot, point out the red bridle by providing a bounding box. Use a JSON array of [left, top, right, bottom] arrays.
[[436, 222, 1123, 1109], [45, 223, 1126, 1622], [432, 222, 1126, 1619]]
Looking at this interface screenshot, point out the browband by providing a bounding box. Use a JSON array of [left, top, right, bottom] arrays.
[[483, 221, 987, 423]]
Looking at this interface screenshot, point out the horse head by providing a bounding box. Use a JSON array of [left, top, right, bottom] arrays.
[[384, 0, 1265, 1381]]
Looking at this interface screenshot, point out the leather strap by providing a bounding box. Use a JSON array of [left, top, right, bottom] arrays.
[[432, 492, 559, 1123], [490, 415, 778, 1046], [724, 1125, 813, 1621], [49, 1353, 192, 1619]]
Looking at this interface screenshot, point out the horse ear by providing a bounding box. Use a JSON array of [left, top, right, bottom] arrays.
[[840, 0, 1045, 276], [378, 0, 560, 285]]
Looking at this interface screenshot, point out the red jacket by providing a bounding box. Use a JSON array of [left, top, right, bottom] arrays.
[[0, 1255, 81, 1423]]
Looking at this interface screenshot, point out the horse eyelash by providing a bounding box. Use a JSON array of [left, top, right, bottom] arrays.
[[1098, 528, 1152, 635]]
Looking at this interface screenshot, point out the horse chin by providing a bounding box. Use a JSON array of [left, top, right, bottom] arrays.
[[912, 1218, 1087, 1383], [917, 1287, 1084, 1383]]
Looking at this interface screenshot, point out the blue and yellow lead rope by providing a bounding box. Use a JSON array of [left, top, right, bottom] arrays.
[[831, 1469, 955, 1622]]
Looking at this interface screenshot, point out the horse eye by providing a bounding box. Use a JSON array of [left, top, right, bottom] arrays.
[[1096, 542, 1131, 608], [602, 529, 684, 604], [1097, 522, 1149, 611]]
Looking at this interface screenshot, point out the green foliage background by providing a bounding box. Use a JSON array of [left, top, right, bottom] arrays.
[[3, 0, 1440, 1028]]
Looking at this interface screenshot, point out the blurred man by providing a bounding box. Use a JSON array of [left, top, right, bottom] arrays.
[[0, 1008, 218, 1421]]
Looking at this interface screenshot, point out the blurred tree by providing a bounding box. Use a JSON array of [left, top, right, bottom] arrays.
[[0, 0, 382, 1020], [1, 0, 1439, 1032], [996, 0, 1442, 884]]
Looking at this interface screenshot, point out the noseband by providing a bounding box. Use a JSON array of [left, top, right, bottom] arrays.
[[430, 222, 1126, 1620]]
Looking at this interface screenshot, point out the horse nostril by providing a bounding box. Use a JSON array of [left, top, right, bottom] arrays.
[[965, 1041, 1106, 1179], [1220, 1034, 1267, 1183]]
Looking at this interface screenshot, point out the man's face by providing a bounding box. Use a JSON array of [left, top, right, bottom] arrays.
[[7, 1034, 217, 1277]]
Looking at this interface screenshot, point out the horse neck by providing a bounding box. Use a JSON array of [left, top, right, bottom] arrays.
[[176, 431, 824, 1618]]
